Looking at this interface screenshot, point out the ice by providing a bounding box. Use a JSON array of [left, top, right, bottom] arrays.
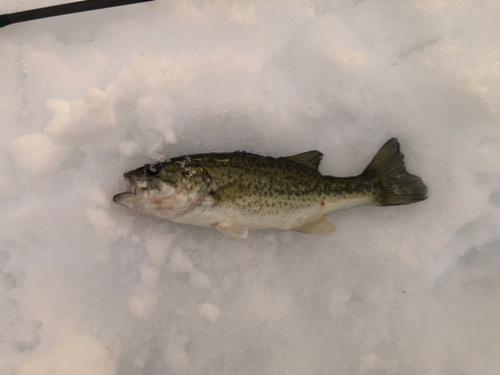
[[1, 0, 500, 374]]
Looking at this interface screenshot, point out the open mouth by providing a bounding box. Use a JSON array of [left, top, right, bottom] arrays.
[[112, 173, 137, 204], [123, 173, 137, 195]]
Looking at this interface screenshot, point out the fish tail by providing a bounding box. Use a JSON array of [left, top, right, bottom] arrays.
[[362, 138, 428, 206]]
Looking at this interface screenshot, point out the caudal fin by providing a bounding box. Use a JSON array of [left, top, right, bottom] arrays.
[[362, 138, 427, 206]]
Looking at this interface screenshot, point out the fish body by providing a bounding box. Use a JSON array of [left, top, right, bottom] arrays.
[[113, 138, 427, 238]]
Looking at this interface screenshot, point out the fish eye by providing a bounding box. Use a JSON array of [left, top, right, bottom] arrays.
[[146, 164, 160, 176]]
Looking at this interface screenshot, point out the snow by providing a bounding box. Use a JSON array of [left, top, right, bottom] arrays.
[[18, 334, 117, 375], [12, 133, 70, 175], [197, 302, 219, 323], [1, 0, 500, 374], [44, 87, 116, 146], [168, 246, 194, 274], [145, 230, 176, 266]]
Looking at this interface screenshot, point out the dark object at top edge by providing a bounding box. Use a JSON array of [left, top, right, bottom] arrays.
[[0, 0, 155, 28]]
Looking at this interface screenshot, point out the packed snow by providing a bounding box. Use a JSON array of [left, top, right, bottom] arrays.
[[1, 0, 500, 374]]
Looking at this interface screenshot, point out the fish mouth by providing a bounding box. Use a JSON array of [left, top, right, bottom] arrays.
[[123, 172, 137, 194], [112, 172, 138, 204]]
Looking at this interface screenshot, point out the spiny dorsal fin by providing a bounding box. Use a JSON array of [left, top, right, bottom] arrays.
[[285, 151, 323, 171]]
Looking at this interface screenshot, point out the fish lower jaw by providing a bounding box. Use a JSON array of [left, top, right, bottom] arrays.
[[112, 192, 135, 205]]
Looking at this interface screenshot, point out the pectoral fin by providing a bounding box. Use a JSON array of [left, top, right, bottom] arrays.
[[210, 181, 241, 206], [215, 222, 249, 239], [293, 216, 336, 235]]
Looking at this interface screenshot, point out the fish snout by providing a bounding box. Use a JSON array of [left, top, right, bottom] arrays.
[[123, 171, 140, 187], [123, 171, 134, 181], [120, 170, 141, 196]]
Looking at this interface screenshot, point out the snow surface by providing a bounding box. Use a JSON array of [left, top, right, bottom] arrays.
[[1, 0, 500, 374]]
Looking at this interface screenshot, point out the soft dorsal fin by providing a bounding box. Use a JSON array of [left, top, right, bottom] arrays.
[[285, 151, 323, 171]]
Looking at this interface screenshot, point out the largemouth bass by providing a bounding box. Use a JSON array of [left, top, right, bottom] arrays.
[[113, 138, 427, 238]]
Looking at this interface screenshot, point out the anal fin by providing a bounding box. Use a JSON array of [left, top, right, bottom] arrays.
[[293, 216, 336, 235]]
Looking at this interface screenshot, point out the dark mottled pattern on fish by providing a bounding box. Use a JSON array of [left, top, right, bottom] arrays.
[[163, 151, 376, 215]]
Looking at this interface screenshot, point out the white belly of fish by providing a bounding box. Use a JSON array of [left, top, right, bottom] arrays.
[[167, 194, 373, 236]]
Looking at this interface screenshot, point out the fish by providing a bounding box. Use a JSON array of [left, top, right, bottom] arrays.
[[113, 138, 427, 238]]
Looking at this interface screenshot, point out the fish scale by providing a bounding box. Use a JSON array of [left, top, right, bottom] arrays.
[[193, 155, 372, 214]]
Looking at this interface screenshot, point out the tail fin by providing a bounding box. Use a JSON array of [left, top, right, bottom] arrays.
[[362, 138, 428, 206]]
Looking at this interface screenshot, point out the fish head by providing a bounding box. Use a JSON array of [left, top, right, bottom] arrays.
[[113, 159, 211, 218]]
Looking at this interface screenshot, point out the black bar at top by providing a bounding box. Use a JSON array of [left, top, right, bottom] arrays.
[[0, 0, 154, 28]]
